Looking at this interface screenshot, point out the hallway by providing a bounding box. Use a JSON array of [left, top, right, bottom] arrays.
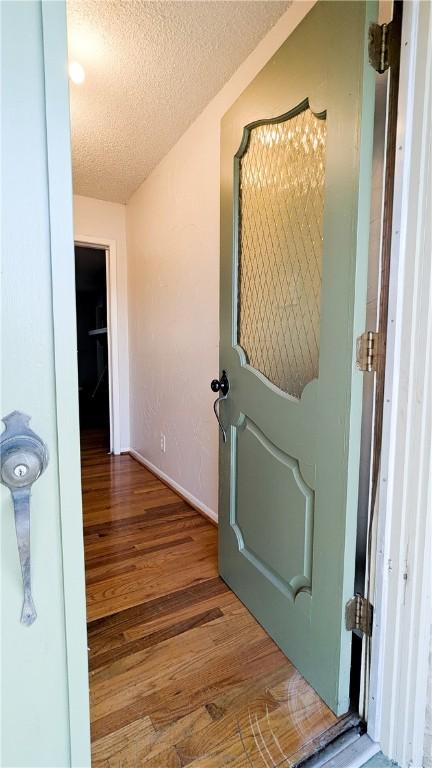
[[82, 431, 341, 767]]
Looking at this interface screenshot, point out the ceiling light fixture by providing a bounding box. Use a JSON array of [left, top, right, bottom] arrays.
[[69, 61, 86, 85]]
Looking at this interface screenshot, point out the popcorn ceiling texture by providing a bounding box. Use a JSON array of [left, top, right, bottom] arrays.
[[67, 0, 289, 203]]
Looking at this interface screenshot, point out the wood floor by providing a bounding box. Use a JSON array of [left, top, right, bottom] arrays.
[[82, 430, 339, 767]]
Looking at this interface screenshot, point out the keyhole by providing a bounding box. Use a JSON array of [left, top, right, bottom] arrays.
[[14, 464, 28, 478]]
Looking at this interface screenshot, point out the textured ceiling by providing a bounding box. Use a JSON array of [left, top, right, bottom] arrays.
[[67, 0, 289, 203]]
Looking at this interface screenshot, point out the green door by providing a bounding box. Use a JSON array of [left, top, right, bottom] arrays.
[[219, 0, 376, 715], [1, 2, 90, 765]]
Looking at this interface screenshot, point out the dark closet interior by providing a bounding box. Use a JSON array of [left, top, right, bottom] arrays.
[[75, 245, 110, 444]]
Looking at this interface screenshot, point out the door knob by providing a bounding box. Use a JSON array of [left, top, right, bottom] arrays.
[[211, 371, 229, 396], [0, 411, 49, 625], [210, 371, 229, 443]]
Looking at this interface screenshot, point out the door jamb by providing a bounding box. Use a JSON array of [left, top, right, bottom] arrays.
[[75, 236, 121, 455], [367, 1, 432, 763]]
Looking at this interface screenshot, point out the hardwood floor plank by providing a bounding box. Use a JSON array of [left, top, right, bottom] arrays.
[[86, 536, 194, 570], [86, 561, 219, 621], [94, 708, 214, 768], [175, 665, 297, 763], [86, 563, 138, 587], [90, 636, 285, 739], [140, 747, 181, 767], [92, 716, 155, 768], [87, 577, 228, 635], [89, 607, 223, 671], [122, 591, 236, 643], [88, 591, 237, 661], [183, 696, 336, 768], [84, 517, 208, 555], [89, 602, 272, 707], [85, 539, 217, 597], [84, 505, 197, 536]]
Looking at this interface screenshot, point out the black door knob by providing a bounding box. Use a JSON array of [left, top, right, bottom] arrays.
[[210, 371, 229, 397]]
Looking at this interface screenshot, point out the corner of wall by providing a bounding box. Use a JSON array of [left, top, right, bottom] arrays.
[[124, 1, 316, 517]]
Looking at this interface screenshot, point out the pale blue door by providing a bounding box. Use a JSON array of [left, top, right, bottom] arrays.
[[1, 2, 90, 765]]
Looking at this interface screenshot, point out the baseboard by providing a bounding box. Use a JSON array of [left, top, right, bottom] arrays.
[[128, 448, 218, 526]]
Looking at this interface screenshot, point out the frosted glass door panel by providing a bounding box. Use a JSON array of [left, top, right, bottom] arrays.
[[237, 102, 327, 398]]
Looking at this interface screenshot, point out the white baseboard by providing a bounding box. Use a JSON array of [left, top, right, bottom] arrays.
[[128, 448, 218, 525]]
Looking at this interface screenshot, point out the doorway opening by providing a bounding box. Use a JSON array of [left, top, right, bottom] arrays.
[[67, 1, 400, 765], [75, 245, 110, 452]]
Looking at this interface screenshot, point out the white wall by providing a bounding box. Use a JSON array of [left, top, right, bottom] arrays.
[[126, 2, 315, 519], [73, 194, 130, 451]]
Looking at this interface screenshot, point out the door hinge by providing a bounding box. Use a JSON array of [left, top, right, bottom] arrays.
[[356, 331, 382, 372], [345, 594, 373, 637], [368, 20, 397, 74]]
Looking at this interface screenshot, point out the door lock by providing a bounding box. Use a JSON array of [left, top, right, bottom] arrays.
[[0, 411, 49, 625], [211, 371, 229, 397], [210, 371, 229, 443]]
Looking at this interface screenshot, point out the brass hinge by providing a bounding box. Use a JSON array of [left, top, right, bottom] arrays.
[[345, 594, 373, 637], [368, 20, 397, 73], [356, 331, 382, 372]]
